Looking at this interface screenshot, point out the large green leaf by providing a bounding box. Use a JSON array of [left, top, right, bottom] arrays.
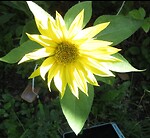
[[60, 84, 94, 135], [0, 40, 41, 63], [94, 15, 143, 46], [64, 1, 92, 29], [103, 53, 145, 73]]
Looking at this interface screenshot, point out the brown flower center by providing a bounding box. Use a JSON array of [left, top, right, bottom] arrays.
[[54, 42, 79, 64]]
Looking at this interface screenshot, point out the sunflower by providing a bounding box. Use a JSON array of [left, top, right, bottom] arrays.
[[19, 1, 121, 98]]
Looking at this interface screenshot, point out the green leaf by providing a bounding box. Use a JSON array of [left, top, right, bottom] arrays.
[[142, 17, 150, 33], [128, 8, 146, 20], [139, 7, 146, 19], [60, 84, 94, 135], [94, 15, 143, 46], [64, 1, 92, 29], [4, 102, 12, 110], [103, 53, 145, 73], [20, 19, 39, 45], [0, 40, 41, 63], [38, 100, 45, 119]]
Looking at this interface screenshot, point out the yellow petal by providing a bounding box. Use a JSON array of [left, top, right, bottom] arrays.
[[81, 48, 120, 57], [18, 48, 50, 64], [29, 66, 40, 79], [66, 64, 79, 98], [74, 67, 88, 96], [75, 61, 99, 86], [86, 69, 99, 86], [26, 33, 57, 48], [85, 54, 122, 62], [80, 47, 121, 62], [81, 57, 115, 77], [56, 11, 68, 39], [40, 57, 55, 80], [47, 63, 59, 92], [27, 1, 54, 36], [79, 39, 113, 50], [47, 19, 62, 42], [68, 9, 84, 39], [54, 65, 67, 98], [71, 37, 88, 46], [74, 22, 110, 40]]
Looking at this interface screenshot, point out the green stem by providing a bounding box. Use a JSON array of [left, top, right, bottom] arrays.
[[13, 109, 26, 132], [116, 1, 126, 15]]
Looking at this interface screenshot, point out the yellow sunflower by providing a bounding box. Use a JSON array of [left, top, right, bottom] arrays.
[[19, 1, 121, 98]]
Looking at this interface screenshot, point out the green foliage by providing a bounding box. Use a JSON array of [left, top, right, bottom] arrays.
[[60, 84, 94, 135], [91, 80, 150, 138], [0, 92, 63, 138], [104, 53, 144, 72], [128, 7, 150, 33], [94, 15, 143, 46], [20, 20, 39, 45], [64, 1, 92, 29], [128, 7, 146, 20], [0, 13, 15, 25], [0, 40, 42, 63]]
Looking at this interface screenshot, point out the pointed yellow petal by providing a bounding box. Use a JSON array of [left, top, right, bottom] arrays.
[[81, 57, 115, 77], [40, 57, 55, 80], [81, 49, 120, 57], [56, 11, 68, 39], [47, 63, 59, 92], [47, 19, 62, 42], [86, 70, 99, 86], [68, 10, 84, 39], [74, 68, 88, 96], [74, 22, 110, 40], [26, 33, 57, 48], [66, 64, 79, 99], [80, 39, 113, 50], [84, 54, 122, 62], [18, 48, 50, 64], [27, 1, 54, 36], [54, 65, 67, 98], [71, 37, 88, 46], [68, 82, 79, 99], [80, 47, 121, 62], [29, 66, 40, 79], [75, 61, 99, 86]]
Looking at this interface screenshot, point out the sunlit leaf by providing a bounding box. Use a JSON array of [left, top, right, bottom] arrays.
[[0, 40, 41, 63], [102, 53, 145, 72], [60, 84, 94, 135]]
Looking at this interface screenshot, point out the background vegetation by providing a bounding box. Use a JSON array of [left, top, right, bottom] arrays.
[[0, 1, 150, 138]]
